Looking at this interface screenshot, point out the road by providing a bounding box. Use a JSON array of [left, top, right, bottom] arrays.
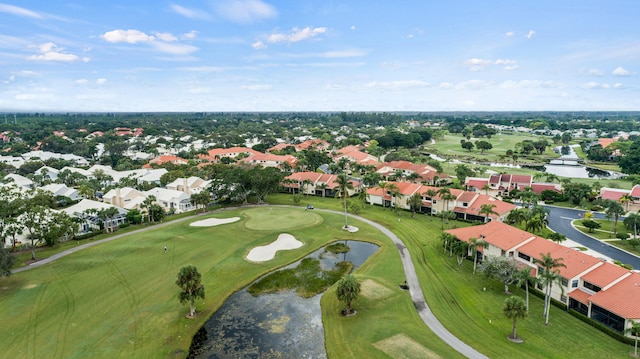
[[544, 205, 640, 269]]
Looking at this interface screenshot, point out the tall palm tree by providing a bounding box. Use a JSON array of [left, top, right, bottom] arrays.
[[481, 184, 492, 195], [534, 253, 566, 326], [388, 184, 401, 213], [335, 173, 354, 229], [440, 232, 456, 255], [516, 266, 537, 310], [423, 188, 438, 218], [469, 237, 488, 274], [624, 212, 640, 238], [317, 183, 327, 197], [408, 193, 423, 218], [301, 179, 313, 197], [377, 181, 391, 210], [479, 203, 499, 223]]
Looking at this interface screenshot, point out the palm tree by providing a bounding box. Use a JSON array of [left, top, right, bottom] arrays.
[[516, 266, 537, 310], [624, 212, 640, 238], [317, 183, 327, 197], [406, 172, 422, 183], [408, 193, 423, 218], [437, 187, 451, 210], [506, 208, 527, 227], [440, 232, 456, 255], [547, 232, 566, 243], [469, 237, 488, 274], [534, 253, 566, 326], [301, 179, 313, 197], [453, 240, 469, 266], [626, 320, 640, 357], [335, 173, 354, 229], [479, 203, 499, 223], [440, 210, 457, 231], [423, 188, 438, 218], [605, 200, 626, 235], [388, 184, 401, 213], [619, 194, 633, 212], [481, 184, 492, 195], [377, 181, 391, 210], [504, 296, 528, 341], [336, 274, 361, 316], [141, 195, 157, 223]]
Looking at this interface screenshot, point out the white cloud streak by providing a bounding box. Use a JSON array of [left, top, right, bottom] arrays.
[[27, 43, 83, 62], [612, 66, 630, 77], [217, 0, 277, 24], [102, 29, 155, 44], [365, 80, 430, 90], [0, 3, 44, 19], [267, 27, 327, 44], [170, 4, 211, 19]]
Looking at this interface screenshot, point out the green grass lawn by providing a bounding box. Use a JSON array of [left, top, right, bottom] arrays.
[[270, 195, 633, 358], [1, 196, 635, 358]]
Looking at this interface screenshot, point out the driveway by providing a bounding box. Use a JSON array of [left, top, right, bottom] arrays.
[[545, 205, 640, 269]]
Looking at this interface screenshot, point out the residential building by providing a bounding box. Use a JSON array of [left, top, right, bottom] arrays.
[[102, 187, 146, 210], [144, 187, 193, 213], [446, 221, 640, 336], [283, 171, 363, 198], [239, 153, 298, 169], [41, 183, 82, 201], [166, 176, 211, 194]]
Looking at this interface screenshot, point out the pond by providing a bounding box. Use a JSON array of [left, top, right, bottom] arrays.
[[188, 241, 379, 359]]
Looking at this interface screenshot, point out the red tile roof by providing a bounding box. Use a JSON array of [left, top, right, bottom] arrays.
[[466, 178, 489, 189], [569, 288, 593, 305], [600, 188, 628, 201], [581, 262, 631, 288], [631, 185, 640, 198], [446, 221, 536, 251], [531, 183, 561, 194], [589, 272, 640, 318], [517, 237, 602, 279]]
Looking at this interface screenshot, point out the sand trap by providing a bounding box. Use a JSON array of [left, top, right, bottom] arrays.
[[343, 225, 359, 233], [190, 217, 240, 227], [246, 234, 303, 262]]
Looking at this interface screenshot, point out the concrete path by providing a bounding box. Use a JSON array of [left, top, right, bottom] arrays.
[[12, 205, 488, 358]]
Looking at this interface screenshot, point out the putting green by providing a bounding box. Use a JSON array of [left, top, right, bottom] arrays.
[[242, 206, 323, 231]]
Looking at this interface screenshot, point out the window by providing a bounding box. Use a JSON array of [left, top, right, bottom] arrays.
[[561, 277, 568, 287], [432, 200, 437, 204], [508, 251, 514, 257], [501, 250, 506, 256], [560, 295, 567, 303], [583, 281, 601, 293], [518, 252, 531, 262], [571, 280, 578, 288], [462, 202, 468, 207]]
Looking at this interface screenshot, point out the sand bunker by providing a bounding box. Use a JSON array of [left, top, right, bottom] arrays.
[[190, 217, 240, 227], [246, 234, 303, 262]]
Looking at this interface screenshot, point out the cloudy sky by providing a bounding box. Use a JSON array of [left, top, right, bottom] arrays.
[[1, 1, 639, 112]]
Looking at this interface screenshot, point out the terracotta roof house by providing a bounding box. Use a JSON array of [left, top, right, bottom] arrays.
[[365, 182, 514, 221], [199, 147, 261, 163], [333, 146, 379, 165], [376, 160, 451, 185], [143, 155, 188, 168], [446, 220, 639, 336], [239, 153, 298, 169], [599, 186, 640, 212], [283, 171, 362, 198]]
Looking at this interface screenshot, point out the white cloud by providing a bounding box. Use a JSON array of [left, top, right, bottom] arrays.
[[241, 84, 272, 91], [252, 40, 267, 49], [455, 80, 493, 90], [182, 30, 199, 40], [96, 78, 107, 85], [267, 27, 327, 44], [75, 79, 88, 84], [217, 0, 277, 24], [612, 66, 630, 77], [350, 26, 356, 30], [322, 49, 367, 58], [170, 4, 210, 19], [500, 80, 561, 89], [439, 82, 454, 90], [188, 86, 211, 94], [527, 30, 536, 39], [614, 83, 623, 89], [27, 43, 81, 62], [155, 32, 178, 42], [464, 58, 492, 71], [102, 29, 155, 44], [587, 68, 604, 76], [0, 4, 44, 19], [505, 31, 515, 37], [583, 82, 610, 89], [152, 42, 199, 55], [365, 80, 430, 90]]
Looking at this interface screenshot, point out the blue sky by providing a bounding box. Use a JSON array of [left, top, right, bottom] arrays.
[[1, 1, 639, 112]]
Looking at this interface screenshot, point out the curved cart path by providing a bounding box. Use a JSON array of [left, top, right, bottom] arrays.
[[12, 205, 487, 358]]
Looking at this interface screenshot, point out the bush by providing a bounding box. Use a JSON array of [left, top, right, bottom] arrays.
[[119, 222, 130, 229], [74, 230, 103, 241], [591, 205, 603, 212], [567, 309, 634, 345]]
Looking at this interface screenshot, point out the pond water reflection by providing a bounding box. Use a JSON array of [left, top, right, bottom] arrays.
[[188, 241, 379, 359]]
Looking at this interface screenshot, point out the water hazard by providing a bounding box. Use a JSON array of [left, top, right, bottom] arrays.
[[188, 241, 379, 359]]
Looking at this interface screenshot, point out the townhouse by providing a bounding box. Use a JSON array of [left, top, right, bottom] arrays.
[[283, 171, 363, 198], [365, 181, 515, 222], [447, 221, 640, 336]]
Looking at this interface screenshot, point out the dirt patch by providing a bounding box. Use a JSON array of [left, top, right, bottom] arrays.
[[257, 315, 290, 334], [373, 333, 441, 359], [360, 279, 394, 301], [190, 217, 240, 227]]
